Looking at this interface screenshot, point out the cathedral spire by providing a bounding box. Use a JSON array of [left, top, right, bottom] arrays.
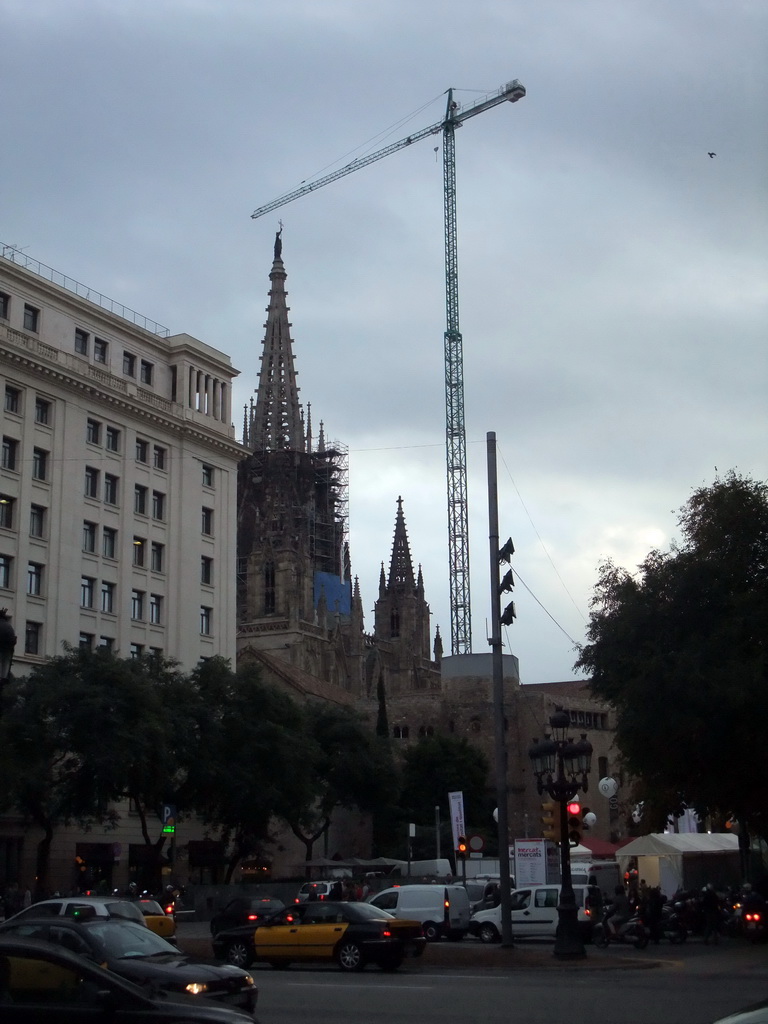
[[387, 496, 416, 591], [250, 229, 305, 452]]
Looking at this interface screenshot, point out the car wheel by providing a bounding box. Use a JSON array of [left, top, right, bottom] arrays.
[[478, 922, 499, 944], [422, 921, 441, 942], [224, 941, 253, 968], [336, 941, 365, 972]]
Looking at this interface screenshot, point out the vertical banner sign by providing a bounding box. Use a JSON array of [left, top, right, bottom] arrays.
[[448, 791, 466, 851]]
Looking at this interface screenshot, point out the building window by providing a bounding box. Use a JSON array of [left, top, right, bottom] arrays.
[[84, 467, 99, 499], [74, 328, 89, 355], [264, 561, 275, 614], [0, 292, 9, 319], [130, 643, 144, 659], [134, 485, 147, 515], [98, 635, 114, 651], [123, 351, 136, 376], [153, 445, 166, 470], [0, 496, 14, 530], [81, 576, 95, 608], [0, 554, 11, 589], [27, 562, 43, 596], [150, 541, 164, 573], [104, 474, 119, 505], [201, 556, 213, 585], [140, 360, 153, 385], [133, 537, 146, 567], [34, 398, 51, 425], [135, 439, 149, 463], [25, 621, 41, 655], [105, 426, 120, 452], [2, 437, 18, 471], [131, 589, 144, 620], [94, 338, 108, 364], [202, 464, 214, 487], [23, 304, 39, 332], [101, 581, 115, 614], [79, 633, 94, 649], [200, 606, 212, 635], [86, 418, 101, 445], [32, 448, 48, 481], [82, 521, 97, 552], [149, 593, 163, 625], [29, 504, 46, 538], [201, 507, 213, 535], [102, 527, 117, 559], [4, 386, 21, 414], [152, 491, 165, 521]]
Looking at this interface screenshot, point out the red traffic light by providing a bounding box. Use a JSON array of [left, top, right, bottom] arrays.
[[566, 801, 581, 816]]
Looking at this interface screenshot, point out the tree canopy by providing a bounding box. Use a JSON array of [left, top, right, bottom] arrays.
[[576, 472, 768, 840]]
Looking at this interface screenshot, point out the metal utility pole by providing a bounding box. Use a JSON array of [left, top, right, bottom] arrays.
[[486, 431, 515, 947], [251, 80, 526, 655]]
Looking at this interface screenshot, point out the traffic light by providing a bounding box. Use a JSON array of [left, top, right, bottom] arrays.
[[456, 836, 468, 859], [567, 800, 582, 846], [541, 802, 558, 842]]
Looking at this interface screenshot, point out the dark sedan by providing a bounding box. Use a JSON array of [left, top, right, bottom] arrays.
[[210, 896, 284, 935], [212, 900, 425, 971], [0, 935, 255, 1023], [0, 915, 257, 1018]]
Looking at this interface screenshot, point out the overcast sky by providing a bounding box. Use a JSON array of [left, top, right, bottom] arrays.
[[3, 0, 766, 682]]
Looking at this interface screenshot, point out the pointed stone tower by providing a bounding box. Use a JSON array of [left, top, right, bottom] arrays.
[[237, 234, 363, 691], [372, 497, 434, 689]]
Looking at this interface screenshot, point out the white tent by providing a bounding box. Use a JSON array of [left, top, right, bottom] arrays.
[[617, 833, 740, 896]]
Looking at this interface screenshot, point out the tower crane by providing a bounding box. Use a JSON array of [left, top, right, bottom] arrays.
[[251, 78, 526, 655]]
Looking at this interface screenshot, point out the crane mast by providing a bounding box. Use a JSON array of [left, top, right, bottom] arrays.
[[251, 79, 526, 654]]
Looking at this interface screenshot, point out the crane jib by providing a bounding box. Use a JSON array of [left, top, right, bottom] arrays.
[[250, 78, 526, 656]]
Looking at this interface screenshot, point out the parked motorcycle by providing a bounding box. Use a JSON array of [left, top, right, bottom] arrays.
[[660, 903, 687, 944], [593, 910, 649, 949]]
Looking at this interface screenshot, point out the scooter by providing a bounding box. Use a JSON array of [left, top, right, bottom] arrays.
[[593, 910, 649, 949]]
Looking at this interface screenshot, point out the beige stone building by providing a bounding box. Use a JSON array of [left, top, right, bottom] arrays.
[[0, 245, 242, 891]]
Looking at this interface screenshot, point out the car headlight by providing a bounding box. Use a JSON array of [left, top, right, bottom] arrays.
[[244, 975, 255, 986], [185, 982, 209, 995]]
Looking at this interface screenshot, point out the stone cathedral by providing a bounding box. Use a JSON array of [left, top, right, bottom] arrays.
[[235, 233, 620, 867]]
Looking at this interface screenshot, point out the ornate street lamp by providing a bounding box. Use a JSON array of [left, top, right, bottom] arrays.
[[0, 608, 17, 701], [529, 708, 593, 959]]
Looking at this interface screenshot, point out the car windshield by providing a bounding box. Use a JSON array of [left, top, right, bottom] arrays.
[[342, 903, 395, 922], [138, 900, 165, 915], [84, 921, 178, 959]]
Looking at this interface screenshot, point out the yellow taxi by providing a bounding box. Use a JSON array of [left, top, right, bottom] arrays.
[[213, 900, 425, 972], [137, 898, 177, 942]]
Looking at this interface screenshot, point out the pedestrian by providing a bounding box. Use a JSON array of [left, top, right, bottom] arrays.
[[701, 883, 720, 944], [646, 886, 665, 944], [586, 875, 604, 923]]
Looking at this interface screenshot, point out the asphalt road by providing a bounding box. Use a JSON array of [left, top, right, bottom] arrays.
[[177, 923, 768, 1024]]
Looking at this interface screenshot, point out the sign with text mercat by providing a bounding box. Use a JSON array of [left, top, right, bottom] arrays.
[[514, 838, 548, 886]]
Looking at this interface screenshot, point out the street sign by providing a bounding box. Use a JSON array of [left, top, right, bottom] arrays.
[[161, 803, 176, 835], [468, 834, 485, 852]]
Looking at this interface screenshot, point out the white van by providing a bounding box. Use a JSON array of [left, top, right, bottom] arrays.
[[468, 884, 592, 942], [368, 884, 470, 941]]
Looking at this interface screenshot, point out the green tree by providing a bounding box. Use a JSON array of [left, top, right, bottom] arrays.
[[185, 659, 311, 882], [398, 734, 491, 856], [284, 703, 399, 867], [0, 646, 193, 891], [576, 472, 768, 842]]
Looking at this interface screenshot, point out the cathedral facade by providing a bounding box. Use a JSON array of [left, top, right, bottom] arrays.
[[235, 236, 623, 871]]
